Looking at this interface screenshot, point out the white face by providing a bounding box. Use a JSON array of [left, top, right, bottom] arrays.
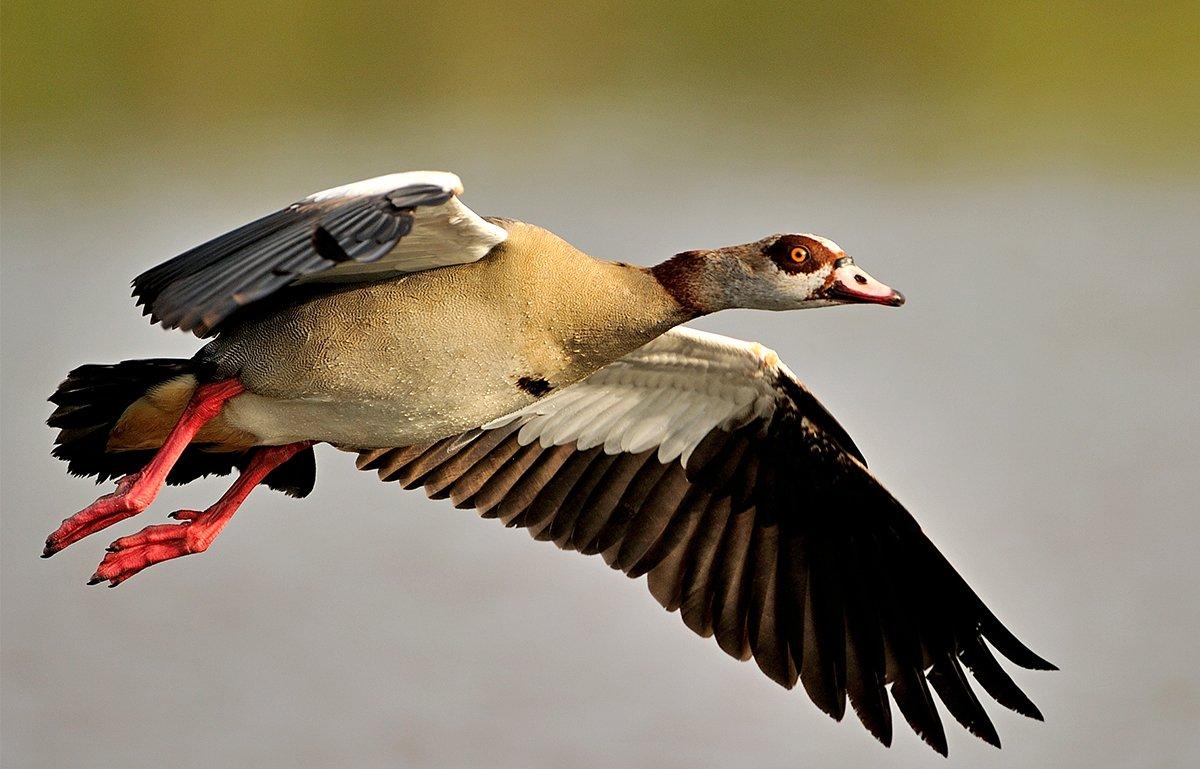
[[663, 233, 903, 313], [749, 261, 835, 309], [735, 233, 903, 310]]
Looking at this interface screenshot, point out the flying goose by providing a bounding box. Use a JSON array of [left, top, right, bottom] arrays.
[[45, 170, 1053, 754]]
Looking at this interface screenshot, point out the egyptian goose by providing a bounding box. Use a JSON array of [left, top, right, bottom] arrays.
[[45, 171, 1052, 754]]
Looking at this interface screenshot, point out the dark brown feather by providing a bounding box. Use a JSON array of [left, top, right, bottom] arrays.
[[799, 536, 848, 720], [610, 469, 691, 572], [365, 443, 431, 478], [928, 653, 1001, 748], [841, 531, 892, 745], [387, 438, 460, 489], [710, 504, 757, 661], [423, 426, 515, 499], [549, 451, 620, 548], [891, 665, 949, 756], [524, 447, 605, 535], [495, 444, 576, 526], [586, 459, 672, 556], [677, 497, 735, 637], [469, 441, 545, 518], [446, 432, 525, 508], [632, 487, 710, 581], [747, 522, 796, 687], [567, 450, 656, 553], [959, 637, 1044, 720]]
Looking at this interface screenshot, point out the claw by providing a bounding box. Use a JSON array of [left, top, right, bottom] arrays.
[[168, 509, 201, 521], [91, 522, 207, 586], [43, 474, 150, 557]]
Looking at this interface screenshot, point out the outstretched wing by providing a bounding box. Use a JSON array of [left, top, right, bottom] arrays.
[[356, 327, 1054, 755], [132, 171, 507, 336]]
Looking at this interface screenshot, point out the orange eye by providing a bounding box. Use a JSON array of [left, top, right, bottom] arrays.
[[790, 246, 809, 263]]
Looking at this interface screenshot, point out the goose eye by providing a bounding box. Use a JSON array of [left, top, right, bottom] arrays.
[[789, 246, 809, 263]]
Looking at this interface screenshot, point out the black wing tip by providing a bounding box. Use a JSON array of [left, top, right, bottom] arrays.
[[977, 726, 1003, 749], [958, 637, 1047, 721], [921, 728, 951, 757], [913, 719, 950, 756], [927, 654, 1007, 749], [847, 685, 894, 747], [892, 671, 950, 755], [983, 618, 1058, 671], [867, 726, 893, 748], [799, 674, 847, 723], [1001, 644, 1057, 672]]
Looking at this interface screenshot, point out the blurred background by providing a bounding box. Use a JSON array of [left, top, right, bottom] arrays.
[[2, 2, 1197, 767]]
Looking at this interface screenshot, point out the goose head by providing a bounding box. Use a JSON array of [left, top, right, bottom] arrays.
[[651, 233, 904, 315]]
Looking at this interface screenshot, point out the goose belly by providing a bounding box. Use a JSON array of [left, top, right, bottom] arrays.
[[219, 385, 526, 448], [207, 281, 564, 448], [214, 322, 548, 448], [203, 242, 682, 449]]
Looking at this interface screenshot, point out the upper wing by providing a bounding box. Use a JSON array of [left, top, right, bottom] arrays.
[[356, 327, 1055, 755], [132, 171, 507, 336]]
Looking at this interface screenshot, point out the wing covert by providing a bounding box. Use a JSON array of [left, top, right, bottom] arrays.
[[132, 171, 506, 336]]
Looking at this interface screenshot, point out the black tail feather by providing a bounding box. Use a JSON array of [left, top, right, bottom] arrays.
[[48, 359, 315, 497]]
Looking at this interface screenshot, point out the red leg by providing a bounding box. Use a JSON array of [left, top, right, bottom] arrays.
[[90, 441, 313, 586], [43, 379, 245, 558]]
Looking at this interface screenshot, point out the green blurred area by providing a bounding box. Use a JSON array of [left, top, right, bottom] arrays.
[[2, 0, 1198, 177]]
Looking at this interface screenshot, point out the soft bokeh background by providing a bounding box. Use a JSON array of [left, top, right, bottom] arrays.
[[3, 3, 1197, 767]]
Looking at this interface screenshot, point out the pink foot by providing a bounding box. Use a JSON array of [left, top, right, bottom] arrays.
[[91, 518, 219, 586], [88, 441, 313, 587], [43, 379, 246, 559], [43, 472, 154, 558]]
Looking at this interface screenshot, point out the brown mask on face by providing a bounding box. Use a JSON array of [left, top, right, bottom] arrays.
[[764, 234, 842, 275]]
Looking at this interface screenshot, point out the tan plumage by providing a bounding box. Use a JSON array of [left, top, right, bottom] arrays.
[[192, 218, 689, 449], [45, 170, 1051, 756]]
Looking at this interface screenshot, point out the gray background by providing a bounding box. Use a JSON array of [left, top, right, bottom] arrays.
[[3, 4, 1199, 768]]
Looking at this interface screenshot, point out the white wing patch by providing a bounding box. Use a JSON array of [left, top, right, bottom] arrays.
[[298, 172, 508, 283], [483, 327, 786, 466], [304, 170, 464, 201]]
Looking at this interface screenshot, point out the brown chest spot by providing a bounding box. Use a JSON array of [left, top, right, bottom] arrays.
[[516, 376, 553, 397]]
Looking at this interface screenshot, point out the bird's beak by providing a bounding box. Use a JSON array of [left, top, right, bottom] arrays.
[[824, 257, 905, 307]]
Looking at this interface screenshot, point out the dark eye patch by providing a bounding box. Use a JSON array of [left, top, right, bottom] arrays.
[[766, 235, 829, 274]]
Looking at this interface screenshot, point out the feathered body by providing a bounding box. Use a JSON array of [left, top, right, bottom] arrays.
[[43, 171, 1052, 756], [195, 219, 687, 448]]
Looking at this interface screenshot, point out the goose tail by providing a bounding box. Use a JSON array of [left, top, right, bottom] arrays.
[[47, 359, 315, 496]]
